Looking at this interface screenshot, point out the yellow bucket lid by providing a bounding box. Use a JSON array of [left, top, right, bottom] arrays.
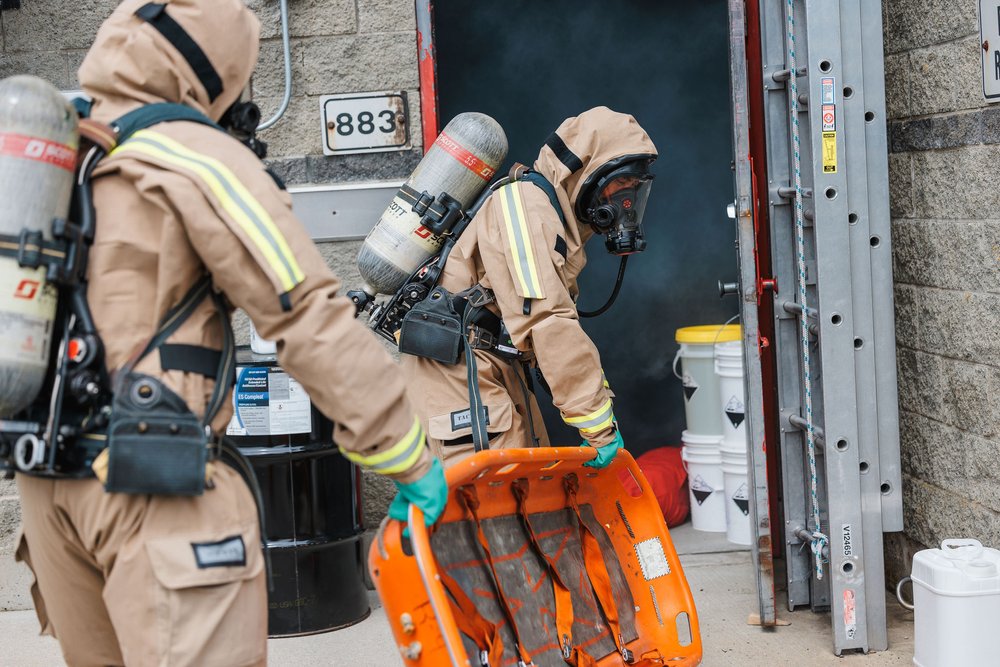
[[675, 324, 741, 344]]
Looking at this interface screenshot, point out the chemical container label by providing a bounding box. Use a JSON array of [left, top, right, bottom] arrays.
[[635, 538, 671, 580], [227, 365, 312, 436]]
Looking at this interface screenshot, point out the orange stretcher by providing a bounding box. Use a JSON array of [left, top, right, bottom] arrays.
[[369, 447, 703, 666]]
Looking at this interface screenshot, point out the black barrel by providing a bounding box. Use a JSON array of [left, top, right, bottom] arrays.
[[228, 347, 369, 637]]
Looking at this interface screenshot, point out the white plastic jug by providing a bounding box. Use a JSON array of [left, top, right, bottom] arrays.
[[910, 539, 1000, 667]]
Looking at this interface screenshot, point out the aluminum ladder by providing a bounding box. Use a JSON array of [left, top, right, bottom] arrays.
[[728, 0, 903, 654]]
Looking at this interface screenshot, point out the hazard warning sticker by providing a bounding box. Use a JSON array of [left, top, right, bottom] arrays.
[[822, 104, 837, 132], [690, 475, 715, 506], [634, 538, 671, 580], [732, 482, 750, 516], [682, 373, 699, 401], [724, 395, 745, 429], [822, 132, 838, 173]]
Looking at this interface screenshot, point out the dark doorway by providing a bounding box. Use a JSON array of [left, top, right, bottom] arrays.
[[434, 0, 737, 456]]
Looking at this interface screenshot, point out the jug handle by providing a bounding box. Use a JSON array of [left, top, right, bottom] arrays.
[[941, 538, 984, 561]]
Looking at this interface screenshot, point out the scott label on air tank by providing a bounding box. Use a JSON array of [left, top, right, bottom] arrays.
[[356, 112, 507, 296]]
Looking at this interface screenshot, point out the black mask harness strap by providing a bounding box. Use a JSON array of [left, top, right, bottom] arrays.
[[135, 3, 224, 103]]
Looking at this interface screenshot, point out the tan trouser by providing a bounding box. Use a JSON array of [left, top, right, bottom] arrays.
[[404, 352, 550, 468], [15, 464, 267, 667]]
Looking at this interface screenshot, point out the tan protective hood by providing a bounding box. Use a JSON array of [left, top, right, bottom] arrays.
[[533, 106, 658, 254], [79, 0, 260, 124]]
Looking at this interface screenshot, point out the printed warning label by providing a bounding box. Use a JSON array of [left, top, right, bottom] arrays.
[[821, 77, 836, 105], [226, 366, 312, 437], [724, 395, 746, 429], [634, 538, 671, 580], [822, 104, 836, 132], [682, 373, 699, 401], [844, 589, 857, 639], [732, 483, 750, 516], [691, 475, 714, 505], [822, 132, 838, 173]]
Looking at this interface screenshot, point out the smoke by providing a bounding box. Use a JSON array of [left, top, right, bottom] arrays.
[[435, 0, 737, 454]]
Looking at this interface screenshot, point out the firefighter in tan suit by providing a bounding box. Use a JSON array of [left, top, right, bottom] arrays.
[[14, 2, 445, 665], [402, 107, 658, 467]]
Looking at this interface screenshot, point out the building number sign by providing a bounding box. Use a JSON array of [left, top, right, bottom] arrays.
[[320, 91, 412, 155]]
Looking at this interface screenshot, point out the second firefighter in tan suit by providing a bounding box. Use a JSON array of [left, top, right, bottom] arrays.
[[403, 107, 658, 467], [13, 2, 446, 666]]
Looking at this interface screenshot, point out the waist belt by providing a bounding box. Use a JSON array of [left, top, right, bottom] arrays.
[[453, 287, 520, 360]]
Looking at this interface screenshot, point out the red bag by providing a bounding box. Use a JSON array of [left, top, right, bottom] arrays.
[[636, 446, 690, 527]]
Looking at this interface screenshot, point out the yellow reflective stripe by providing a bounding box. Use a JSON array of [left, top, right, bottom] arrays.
[[563, 398, 615, 434], [578, 414, 615, 435], [112, 130, 305, 293], [499, 183, 545, 299], [339, 416, 425, 475]]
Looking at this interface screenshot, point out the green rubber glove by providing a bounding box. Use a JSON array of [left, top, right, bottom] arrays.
[[387, 458, 448, 526], [582, 429, 624, 469]]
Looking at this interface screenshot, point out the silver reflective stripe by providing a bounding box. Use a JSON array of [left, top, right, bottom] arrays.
[[564, 399, 615, 433], [499, 183, 545, 299]]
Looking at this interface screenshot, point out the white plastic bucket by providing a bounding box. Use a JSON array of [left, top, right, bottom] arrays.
[[720, 445, 751, 545], [714, 341, 746, 450], [674, 325, 740, 436], [911, 539, 1000, 667], [681, 445, 725, 533], [681, 430, 723, 451]]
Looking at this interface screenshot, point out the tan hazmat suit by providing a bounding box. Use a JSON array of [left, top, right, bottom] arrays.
[[402, 107, 658, 466], [15, 2, 431, 665]]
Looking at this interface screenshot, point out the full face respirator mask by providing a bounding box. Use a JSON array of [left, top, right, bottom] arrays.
[[577, 157, 655, 256]]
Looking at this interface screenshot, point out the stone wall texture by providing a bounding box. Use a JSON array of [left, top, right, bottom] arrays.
[[882, 0, 1000, 587]]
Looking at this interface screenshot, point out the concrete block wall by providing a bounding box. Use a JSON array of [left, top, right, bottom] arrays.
[[882, 0, 1000, 586]]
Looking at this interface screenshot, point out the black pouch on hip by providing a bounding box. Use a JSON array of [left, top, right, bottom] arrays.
[[105, 372, 208, 495], [398, 286, 464, 364], [103, 277, 234, 496]]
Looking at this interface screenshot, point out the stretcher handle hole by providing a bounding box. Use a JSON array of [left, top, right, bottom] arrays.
[[842, 561, 855, 574], [540, 460, 562, 471], [476, 468, 492, 479], [824, 187, 838, 200], [880, 482, 892, 495], [616, 467, 644, 498], [870, 235, 881, 248], [835, 438, 849, 452], [843, 86, 854, 99], [859, 461, 869, 473], [819, 60, 833, 73], [676, 611, 693, 647], [496, 463, 520, 475], [865, 111, 876, 122], [848, 212, 859, 224]]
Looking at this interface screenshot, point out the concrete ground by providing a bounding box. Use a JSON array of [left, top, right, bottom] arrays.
[[0, 523, 915, 666]]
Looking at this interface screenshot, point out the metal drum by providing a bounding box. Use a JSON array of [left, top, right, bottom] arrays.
[[227, 347, 368, 637]]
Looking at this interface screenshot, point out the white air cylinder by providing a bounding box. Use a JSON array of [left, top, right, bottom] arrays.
[[0, 76, 78, 416], [357, 113, 507, 295], [912, 539, 1000, 667]]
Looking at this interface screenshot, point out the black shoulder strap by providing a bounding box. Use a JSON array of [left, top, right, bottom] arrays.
[[519, 171, 567, 228], [111, 102, 222, 145]]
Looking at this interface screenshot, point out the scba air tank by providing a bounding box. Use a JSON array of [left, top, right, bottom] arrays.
[[357, 113, 507, 295], [0, 76, 78, 416]]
